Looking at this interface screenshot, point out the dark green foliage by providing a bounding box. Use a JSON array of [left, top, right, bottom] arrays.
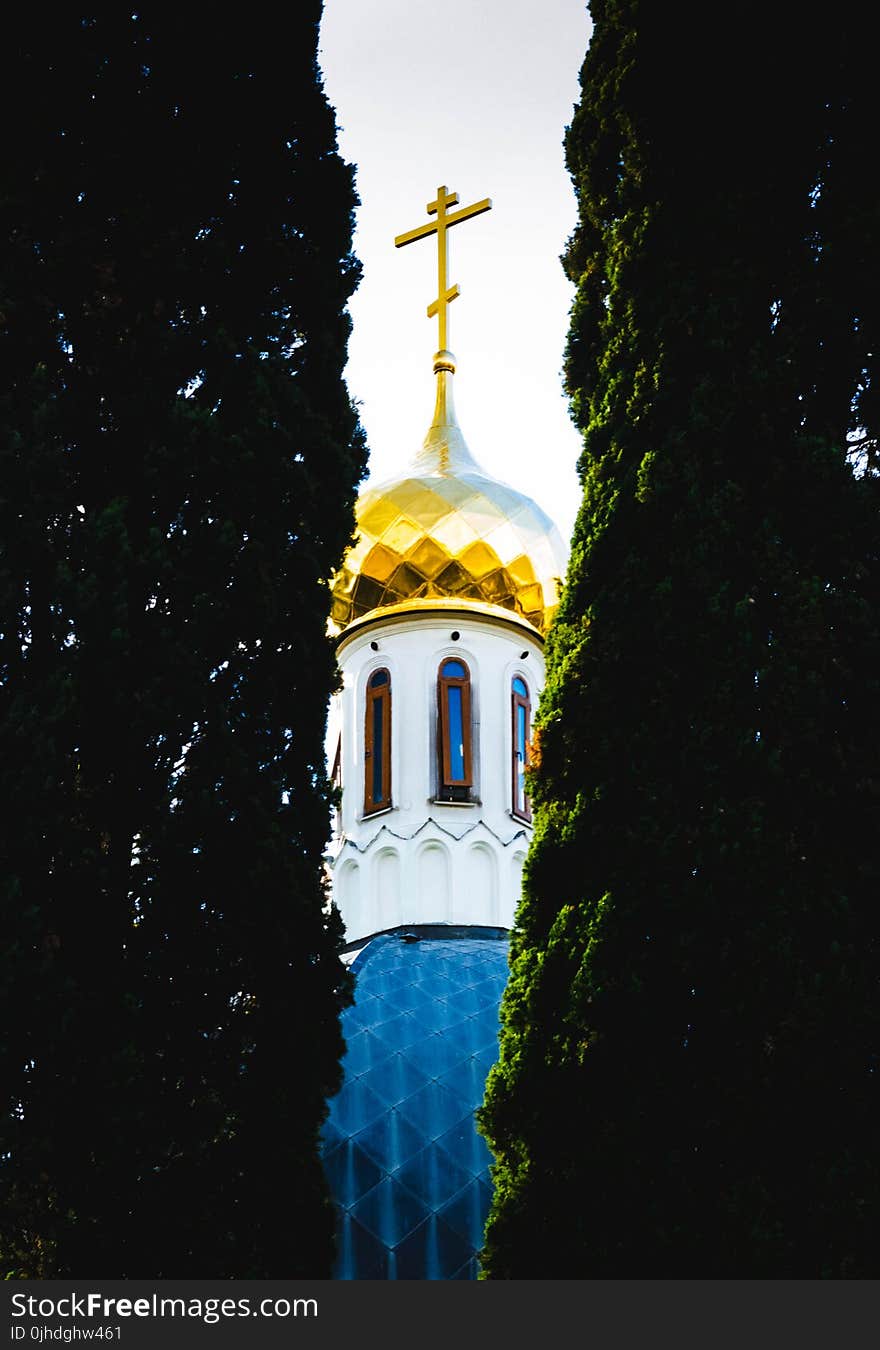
[[480, 1, 880, 1277], [0, 9, 365, 1276]]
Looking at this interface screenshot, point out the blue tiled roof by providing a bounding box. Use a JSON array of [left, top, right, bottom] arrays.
[[321, 930, 509, 1280]]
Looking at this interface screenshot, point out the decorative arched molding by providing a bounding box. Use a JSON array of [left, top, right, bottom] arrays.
[[337, 859, 362, 941], [463, 841, 499, 927], [505, 850, 527, 929], [374, 847, 403, 932], [415, 840, 452, 926]]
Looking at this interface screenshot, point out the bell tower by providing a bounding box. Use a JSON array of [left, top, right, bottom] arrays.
[[327, 185, 565, 942], [321, 186, 567, 1280]]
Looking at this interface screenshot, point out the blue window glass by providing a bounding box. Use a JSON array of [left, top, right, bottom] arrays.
[[515, 702, 527, 813], [441, 660, 466, 680], [512, 676, 531, 820], [447, 686, 464, 779], [372, 696, 384, 804]]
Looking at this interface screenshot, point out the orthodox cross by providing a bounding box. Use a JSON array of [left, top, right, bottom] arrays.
[[394, 185, 492, 354]]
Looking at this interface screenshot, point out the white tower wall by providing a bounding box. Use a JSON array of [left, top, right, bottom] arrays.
[[326, 608, 544, 942]]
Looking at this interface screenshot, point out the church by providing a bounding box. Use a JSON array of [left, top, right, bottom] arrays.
[[319, 187, 567, 1278]]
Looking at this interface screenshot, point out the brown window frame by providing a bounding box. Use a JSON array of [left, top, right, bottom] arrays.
[[511, 677, 532, 822], [437, 657, 473, 798], [364, 668, 391, 815], [331, 734, 342, 836]]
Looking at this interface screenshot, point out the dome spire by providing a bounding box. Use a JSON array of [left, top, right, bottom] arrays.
[[326, 184, 565, 638], [394, 183, 492, 475]]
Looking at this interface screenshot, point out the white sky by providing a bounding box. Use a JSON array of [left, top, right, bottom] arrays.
[[318, 0, 593, 547]]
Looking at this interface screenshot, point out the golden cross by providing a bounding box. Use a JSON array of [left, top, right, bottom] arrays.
[[394, 185, 492, 354]]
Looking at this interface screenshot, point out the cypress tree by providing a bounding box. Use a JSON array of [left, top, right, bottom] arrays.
[[480, 1, 880, 1277], [0, 9, 365, 1276]]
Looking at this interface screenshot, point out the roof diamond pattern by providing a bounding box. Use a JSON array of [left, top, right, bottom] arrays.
[[321, 934, 509, 1280], [329, 469, 565, 635]]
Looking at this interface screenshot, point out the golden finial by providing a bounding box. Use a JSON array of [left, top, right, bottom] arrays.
[[394, 185, 492, 372]]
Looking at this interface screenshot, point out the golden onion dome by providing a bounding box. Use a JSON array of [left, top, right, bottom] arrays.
[[330, 354, 567, 637]]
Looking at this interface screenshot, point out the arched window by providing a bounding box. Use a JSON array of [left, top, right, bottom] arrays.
[[437, 658, 472, 800], [511, 676, 532, 821], [364, 668, 391, 815], [331, 734, 343, 837]]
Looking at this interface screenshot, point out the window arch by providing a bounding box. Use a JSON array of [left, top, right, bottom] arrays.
[[437, 657, 473, 800], [511, 675, 532, 821], [364, 668, 391, 815]]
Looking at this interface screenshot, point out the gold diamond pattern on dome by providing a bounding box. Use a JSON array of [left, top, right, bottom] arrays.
[[330, 455, 567, 636]]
